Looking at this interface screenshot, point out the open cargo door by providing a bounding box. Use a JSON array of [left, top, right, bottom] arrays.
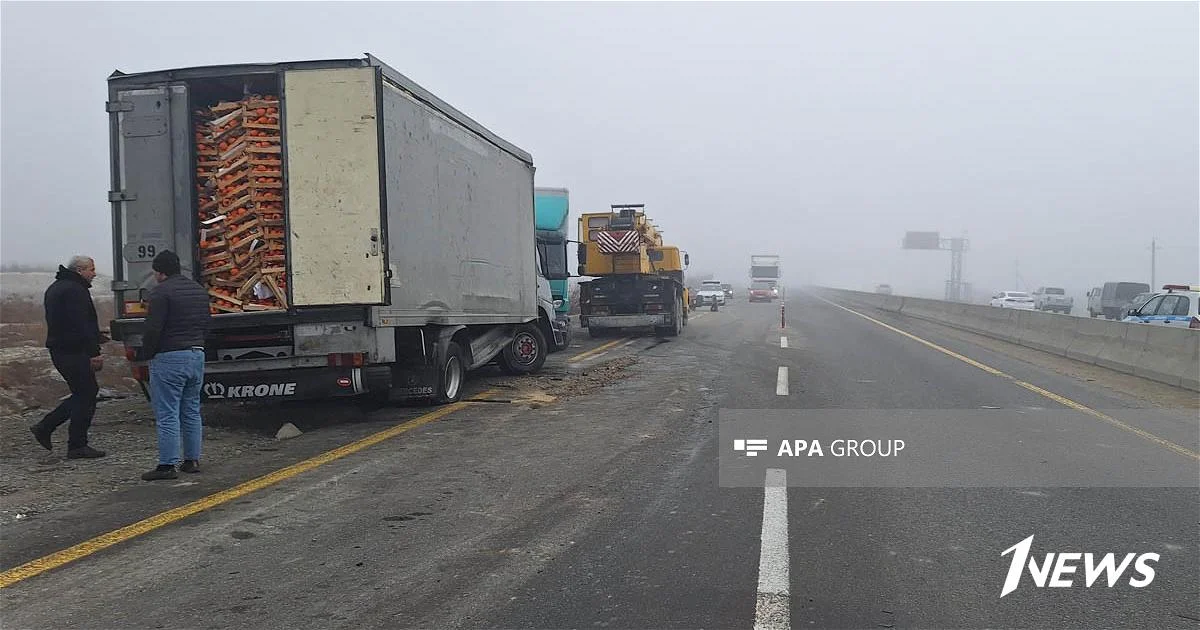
[[283, 67, 386, 306], [110, 85, 190, 310]]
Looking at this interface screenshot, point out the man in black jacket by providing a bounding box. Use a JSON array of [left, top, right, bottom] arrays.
[[31, 256, 107, 458], [140, 250, 213, 481]]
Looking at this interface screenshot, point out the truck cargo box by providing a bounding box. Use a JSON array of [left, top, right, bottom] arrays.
[[107, 55, 535, 330]]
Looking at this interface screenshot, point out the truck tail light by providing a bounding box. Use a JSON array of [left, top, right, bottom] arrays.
[[327, 353, 365, 367], [132, 365, 149, 381], [125, 347, 138, 361]]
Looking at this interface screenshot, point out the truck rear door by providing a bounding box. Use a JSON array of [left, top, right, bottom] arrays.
[[109, 85, 191, 312], [283, 67, 386, 306]]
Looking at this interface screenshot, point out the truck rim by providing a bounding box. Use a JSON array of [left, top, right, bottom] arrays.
[[444, 356, 463, 399], [513, 331, 539, 365]]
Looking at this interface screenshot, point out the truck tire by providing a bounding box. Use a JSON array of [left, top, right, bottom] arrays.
[[434, 341, 466, 404], [498, 323, 547, 375], [656, 298, 684, 337]]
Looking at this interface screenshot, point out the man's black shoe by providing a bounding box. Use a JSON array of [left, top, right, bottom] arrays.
[[142, 465, 178, 481], [30, 425, 52, 451], [180, 460, 200, 474], [66, 446, 106, 459]]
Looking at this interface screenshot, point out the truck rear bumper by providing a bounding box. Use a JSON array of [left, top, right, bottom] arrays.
[[584, 314, 669, 328], [201, 366, 365, 401]]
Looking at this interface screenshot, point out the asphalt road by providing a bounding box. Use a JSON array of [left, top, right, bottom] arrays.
[[2, 292, 1197, 629]]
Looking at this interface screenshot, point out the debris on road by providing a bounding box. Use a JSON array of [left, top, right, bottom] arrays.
[[275, 423, 303, 440]]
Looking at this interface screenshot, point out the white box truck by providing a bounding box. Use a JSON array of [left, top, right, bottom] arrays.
[[107, 55, 557, 404]]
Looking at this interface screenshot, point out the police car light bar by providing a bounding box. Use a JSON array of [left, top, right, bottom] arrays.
[[1161, 284, 1200, 292]]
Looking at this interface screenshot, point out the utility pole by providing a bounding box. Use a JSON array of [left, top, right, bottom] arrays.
[[1150, 237, 1159, 289]]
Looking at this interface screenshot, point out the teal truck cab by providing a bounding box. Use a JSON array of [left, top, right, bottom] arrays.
[[535, 187, 572, 351]]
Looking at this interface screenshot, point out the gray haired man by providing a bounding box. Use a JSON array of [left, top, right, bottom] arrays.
[[31, 255, 107, 458]]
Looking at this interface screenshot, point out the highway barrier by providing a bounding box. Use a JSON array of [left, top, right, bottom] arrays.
[[814, 288, 1200, 392]]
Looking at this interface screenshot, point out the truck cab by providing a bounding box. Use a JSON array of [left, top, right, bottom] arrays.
[[535, 244, 570, 352], [749, 280, 776, 302]]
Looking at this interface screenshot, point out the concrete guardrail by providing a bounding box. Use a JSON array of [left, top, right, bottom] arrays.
[[814, 287, 1200, 392]]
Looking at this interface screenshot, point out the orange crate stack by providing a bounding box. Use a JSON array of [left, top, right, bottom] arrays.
[[194, 96, 288, 314]]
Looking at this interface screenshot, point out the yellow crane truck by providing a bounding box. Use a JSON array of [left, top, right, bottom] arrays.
[[577, 204, 690, 337]]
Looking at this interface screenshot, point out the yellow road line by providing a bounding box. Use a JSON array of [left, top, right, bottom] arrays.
[[568, 337, 628, 362], [0, 392, 494, 589], [814, 296, 1200, 461]]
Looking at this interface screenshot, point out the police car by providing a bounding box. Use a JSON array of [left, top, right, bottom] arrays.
[[1121, 285, 1200, 328]]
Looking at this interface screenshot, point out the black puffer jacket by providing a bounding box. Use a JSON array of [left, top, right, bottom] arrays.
[[142, 274, 212, 359], [44, 266, 101, 357]]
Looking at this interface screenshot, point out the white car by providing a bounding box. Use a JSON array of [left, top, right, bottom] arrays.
[[698, 281, 726, 306], [1032, 286, 1073, 314], [990, 291, 1035, 310], [1121, 285, 1200, 328]]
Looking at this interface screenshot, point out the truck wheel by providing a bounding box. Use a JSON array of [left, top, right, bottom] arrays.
[[657, 298, 684, 337], [498, 323, 546, 375], [434, 341, 465, 404]]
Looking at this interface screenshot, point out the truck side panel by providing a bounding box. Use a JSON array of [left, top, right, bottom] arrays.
[[283, 67, 386, 306], [376, 79, 536, 326]]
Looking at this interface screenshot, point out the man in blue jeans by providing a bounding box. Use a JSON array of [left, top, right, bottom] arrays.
[[140, 250, 212, 481]]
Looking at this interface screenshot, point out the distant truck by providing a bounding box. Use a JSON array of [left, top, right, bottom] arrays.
[[534, 187, 572, 351], [1096, 282, 1151, 320], [107, 55, 555, 405], [1032, 287, 1073, 314], [750, 255, 781, 300]]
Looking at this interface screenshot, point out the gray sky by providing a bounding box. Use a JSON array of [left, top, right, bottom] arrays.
[[2, 2, 1196, 301]]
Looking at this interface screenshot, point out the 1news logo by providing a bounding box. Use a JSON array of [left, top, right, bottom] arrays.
[[999, 535, 1159, 598], [732, 439, 769, 456]]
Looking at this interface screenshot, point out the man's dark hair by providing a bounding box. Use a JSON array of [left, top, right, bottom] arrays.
[[152, 250, 182, 276]]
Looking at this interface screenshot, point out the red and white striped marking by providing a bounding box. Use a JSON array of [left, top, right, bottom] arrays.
[[594, 230, 642, 254]]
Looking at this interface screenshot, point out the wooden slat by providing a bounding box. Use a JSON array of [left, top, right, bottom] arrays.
[[208, 289, 244, 306]]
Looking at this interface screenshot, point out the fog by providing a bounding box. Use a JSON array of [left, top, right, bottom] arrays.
[[2, 2, 1196, 303]]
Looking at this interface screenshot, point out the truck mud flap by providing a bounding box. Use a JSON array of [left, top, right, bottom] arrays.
[[202, 367, 363, 401]]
